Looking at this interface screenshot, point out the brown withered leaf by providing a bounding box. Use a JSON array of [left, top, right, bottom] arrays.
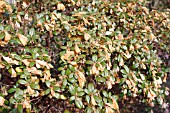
[[22, 59, 30, 66], [72, 11, 86, 17], [61, 50, 74, 61], [36, 60, 53, 69], [11, 68, 17, 77], [77, 70, 86, 88], [57, 3, 65, 11], [105, 106, 114, 113], [2, 56, 19, 65], [0, 96, 5, 106], [91, 94, 97, 106], [4, 31, 12, 42], [26, 85, 34, 95], [26, 67, 42, 75], [17, 33, 28, 46], [23, 99, 31, 109], [75, 44, 81, 54], [84, 33, 91, 41]]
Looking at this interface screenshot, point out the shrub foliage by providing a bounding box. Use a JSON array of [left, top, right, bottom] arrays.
[[0, 0, 169, 112]]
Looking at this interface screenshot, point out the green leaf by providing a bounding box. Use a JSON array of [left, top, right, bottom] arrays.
[[88, 83, 94, 93], [77, 91, 85, 97], [30, 83, 40, 89], [45, 80, 51, 87], [18, 79, 27, 85], [45, 88, 51, 95], [53, 93, 60, 99], [75, 98, 83, 109], [70, 96, 75, 101], [120, 69, 127, 75], [85, 95, 90, 103], [86, 60, 93, 64], [53, 86, 60, 92], [124, 65, 129, 73], [14, 55, 22, 60], [66, 69, 71, 76], [0, 33, 5, 39], [17, 104, 23, 113], [102, 91, 108, 97], [69, 85, 76, 95], [62, 78, 67, 87], [8, 88, 16, 93], [9, 108, 17, 113], [86, 107, 93, 113], [94, 95, 102, 103], [97, 56, 105, 62], [29, 28, 35, 36], [92, 54, 98, 62], [64, 109, 71, 113], [0, 24, 4, 31], [29, 62, 35, 67], [63, 24, 70, 31]]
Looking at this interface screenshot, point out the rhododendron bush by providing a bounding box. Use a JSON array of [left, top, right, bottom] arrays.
[[0, 0, 169, 112]]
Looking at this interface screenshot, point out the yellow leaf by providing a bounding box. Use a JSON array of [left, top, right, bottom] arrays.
[[75, 44, 81, 54], [4, 31, 11, 42], [84, 33, 91, 41], [17, 33, 28, 46], [11, 68, 17, 77], [60, 94, 67, 100], [0, 96, 5, 106], [57, 3, 65, 11], [15, 67, 22, 73]]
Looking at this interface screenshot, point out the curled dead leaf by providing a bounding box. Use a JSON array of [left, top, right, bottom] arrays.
[[27, 85, 34, 95], [11, 68, 17, 77], [22, 59, 30, 66], [17, 33, 28, 46], [84, 33, 91, 41], [4, 31, 12, 42], [0, 96, 5, 106], [61, 50, 74, 61], [57, 3, 65, 11], [91, 94, 97, 106], [26, 67, 42, 75], [75, 44, 81, 54], [76, 71, 86, 88], [23, 99, 31, 109], [2, 56, 19, 65], [105, 106, 114, 113]]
